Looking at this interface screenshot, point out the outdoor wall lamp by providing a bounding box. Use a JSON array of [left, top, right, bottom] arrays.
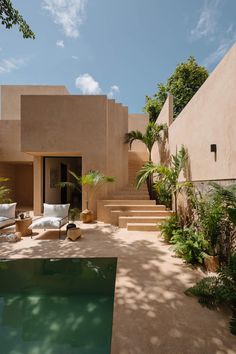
[[210, 144, 217, 161]]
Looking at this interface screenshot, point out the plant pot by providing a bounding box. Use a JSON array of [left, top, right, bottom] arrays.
[[204, 255, 219, 273], [80, 209, 94, 223]]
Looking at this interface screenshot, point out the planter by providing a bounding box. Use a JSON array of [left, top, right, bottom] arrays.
[[204, 255, 219, 273], [80, 209, 94, 223]]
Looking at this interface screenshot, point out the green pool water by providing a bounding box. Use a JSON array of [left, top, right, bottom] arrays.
[[0, 258, 117, 354]]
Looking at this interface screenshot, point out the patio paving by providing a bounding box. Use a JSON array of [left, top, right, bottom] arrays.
[[0, 222, 235, 354]]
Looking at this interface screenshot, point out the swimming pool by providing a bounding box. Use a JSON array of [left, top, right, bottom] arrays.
[[0, 258, 117, 354]]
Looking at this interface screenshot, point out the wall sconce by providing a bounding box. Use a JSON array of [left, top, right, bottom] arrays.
[[210, 144, 217, 161]]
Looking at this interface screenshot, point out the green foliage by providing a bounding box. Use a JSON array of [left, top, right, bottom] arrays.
[[0, 0, 35, 38], [171, 227, 209, 264], [160, 214, 181, 242], [144, 83, 167, 122], [124, 121, 167, 161], [68, 208, 80, 222], [144, 57, 208, 120], [58, 170, 115, 210], [196, 197, 224, 256], [136, 145, 189, 208], [0, 177, 11, 203], [186, 254, 236, 335]]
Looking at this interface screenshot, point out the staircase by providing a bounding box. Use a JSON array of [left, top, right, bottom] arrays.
[[97, 153, 173, 231]]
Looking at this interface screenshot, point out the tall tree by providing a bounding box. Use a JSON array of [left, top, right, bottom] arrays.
[[144, 57, 208, 121], [0, 0, 35, 39]]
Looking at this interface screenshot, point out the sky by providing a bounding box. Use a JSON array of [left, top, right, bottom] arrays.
[[0, 0, 236, 113]]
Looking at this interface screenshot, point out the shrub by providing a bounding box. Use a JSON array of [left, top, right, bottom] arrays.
[[186, 254, 236, 335], [171, 227, 209, 264], [160, 214, 181, 242]]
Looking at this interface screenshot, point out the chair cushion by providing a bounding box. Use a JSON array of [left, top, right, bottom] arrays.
[[43, 203, 70, 218], [0, 203, 16, 219], [29, 216, 68, 230], [0, 216, 15, 229]]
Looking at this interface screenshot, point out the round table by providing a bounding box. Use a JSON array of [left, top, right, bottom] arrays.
[[15, 218, 32, 237]]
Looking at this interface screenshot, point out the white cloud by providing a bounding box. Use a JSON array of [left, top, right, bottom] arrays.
[[0, 57, 27, 74], [72, 55, 79, 60], [56, 39, 64, 48], [107, 85, 120, 99], [42, 0, 87, 38], [190, 0, 220, 40], [75, 73, 102, 94], [203, 30, 236, 67]]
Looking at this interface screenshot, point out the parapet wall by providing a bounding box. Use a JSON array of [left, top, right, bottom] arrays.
[[151, 42, 236, 182]]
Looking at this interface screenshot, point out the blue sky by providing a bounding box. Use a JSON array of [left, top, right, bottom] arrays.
[[0, 0, 236, 112]]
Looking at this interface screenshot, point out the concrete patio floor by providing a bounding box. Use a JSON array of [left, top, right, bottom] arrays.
[[0, 222, 235, 354]]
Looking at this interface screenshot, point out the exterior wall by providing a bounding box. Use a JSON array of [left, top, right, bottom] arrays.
[[151, 43, 236, 183], [151, 95, 173, 165], [0, 162, 33, 207], [0, 163, 16, 201], [15, 164, 33, 207], [0, 120, 32, 162], [0, 85, 69, 120], [128, 114, 149, 159], [21, 95, 128, 215]]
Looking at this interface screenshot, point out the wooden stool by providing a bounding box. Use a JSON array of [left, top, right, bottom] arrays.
[[15, 218, 32, 237]]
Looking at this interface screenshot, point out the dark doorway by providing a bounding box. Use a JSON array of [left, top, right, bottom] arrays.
[[43, 157, 82, 209], [60, 163, 67, 204]]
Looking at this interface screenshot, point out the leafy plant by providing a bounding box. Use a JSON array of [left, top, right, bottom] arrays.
[[136, 145, 190, 211], [68, 208, 80, 222], [58, 170, 115, 210], [196, 198, 224, 256], [171, 227, 209, 264], [160, 214, 181, 242], [0, 177, 11, 203], [0, 0, 35, 38], [186, 254, 236, 335], [144, 56, 208, 120]]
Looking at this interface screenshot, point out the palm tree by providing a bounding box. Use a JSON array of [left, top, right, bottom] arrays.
[[124, 121, 167, 198], [58, 170, 115, 210], [136, 146, 190, 211], [124, 121, 167, 162]]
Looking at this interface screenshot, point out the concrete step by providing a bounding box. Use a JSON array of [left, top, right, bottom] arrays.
[[102, 200, 157, 205], [111, 210, 172, 217], [119, 216, 167, 228], [127, 223, 160, 231], [107, 204, 166, 211], [111, 195, 149, 200]]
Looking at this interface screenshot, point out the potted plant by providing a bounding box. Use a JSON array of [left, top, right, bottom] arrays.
[[58, 170, 115, 223]]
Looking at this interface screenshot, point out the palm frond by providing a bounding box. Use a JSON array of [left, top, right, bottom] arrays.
[[136, 162, 160, 189], [124, 130, 144, 149]]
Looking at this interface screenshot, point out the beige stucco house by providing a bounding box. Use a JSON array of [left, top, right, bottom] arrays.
[[0, 43, 236, 225]]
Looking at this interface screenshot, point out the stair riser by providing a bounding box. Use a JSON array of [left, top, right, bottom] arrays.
[[119, 217, 167, 228], [111, 210, 172, 225], [127, 224, 160, 231]]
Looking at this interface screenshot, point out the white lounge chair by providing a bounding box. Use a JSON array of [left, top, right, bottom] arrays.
[[29, 203, 70, 239], [0, 203, 16, 229]]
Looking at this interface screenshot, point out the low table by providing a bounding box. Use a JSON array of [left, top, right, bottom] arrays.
[[15, 218, 32, 237]]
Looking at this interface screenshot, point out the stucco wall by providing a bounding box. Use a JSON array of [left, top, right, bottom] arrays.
[[0, 120, 33, 162], [150, 43, 236, 182], [169, 43, 236, 181], [0, 85, 69, 120], [128, 114, 149, 159], [21, 95, 128, 214]]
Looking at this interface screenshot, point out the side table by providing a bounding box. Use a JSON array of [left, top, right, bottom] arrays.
[[15, 218, 32, 237]]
